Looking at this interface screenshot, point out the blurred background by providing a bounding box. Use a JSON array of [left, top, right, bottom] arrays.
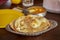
[[0, 0, 43, 9]]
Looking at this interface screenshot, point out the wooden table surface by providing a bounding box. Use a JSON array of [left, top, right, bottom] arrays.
[[0, 0, 60, 40]]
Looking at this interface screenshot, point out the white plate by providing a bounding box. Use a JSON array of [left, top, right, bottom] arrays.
[[5, 20, 58, 36]]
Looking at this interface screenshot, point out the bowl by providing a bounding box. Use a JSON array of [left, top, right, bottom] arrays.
[[27, 6, 47, 17]]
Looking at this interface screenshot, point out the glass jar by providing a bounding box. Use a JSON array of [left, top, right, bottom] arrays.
[[22, 0, 34, 7], [43, 0, 60, 13]]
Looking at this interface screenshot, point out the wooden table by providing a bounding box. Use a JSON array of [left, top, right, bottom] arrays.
[[0, 0, 60, 40]]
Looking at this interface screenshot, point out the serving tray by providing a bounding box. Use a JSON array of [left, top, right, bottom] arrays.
[[5, 20, 58, 36]]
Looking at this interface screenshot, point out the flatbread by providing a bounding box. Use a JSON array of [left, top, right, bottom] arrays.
[[10, 15, 50, 33]]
